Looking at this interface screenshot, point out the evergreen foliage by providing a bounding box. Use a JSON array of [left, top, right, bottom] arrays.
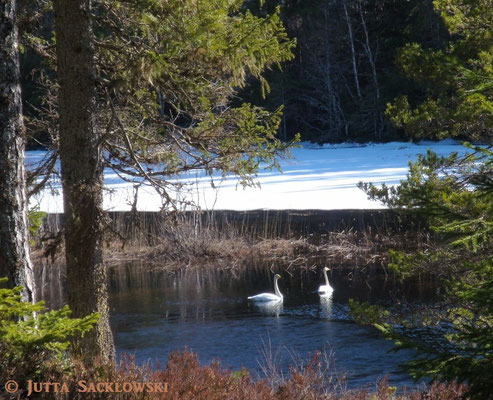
[[356, 146, 493, 399], [386, 0, 493, 141], [26, 0, 297, 207], [354, 2, 493, 397], [27, 207, 46, 246], [0, 278, 98, 384]]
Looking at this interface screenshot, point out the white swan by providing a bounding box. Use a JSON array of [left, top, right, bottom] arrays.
[[248, 274, 283, 303], [318, 267, 333, 295]]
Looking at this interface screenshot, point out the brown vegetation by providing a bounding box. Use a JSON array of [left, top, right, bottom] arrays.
[[14, 350, 467, 400], [103, 218, 432, 274], [35, 211, 433, 273]]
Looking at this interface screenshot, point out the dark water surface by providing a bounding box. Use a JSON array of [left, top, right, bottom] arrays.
[[108, 263, 436, 390]]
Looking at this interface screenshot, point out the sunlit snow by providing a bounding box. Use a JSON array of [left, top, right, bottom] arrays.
[[27, 140, 468, 212]]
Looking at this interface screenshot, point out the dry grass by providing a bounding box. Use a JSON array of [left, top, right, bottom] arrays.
[[19, 350, 467, 400], [35, 210, 433, 273], [101, 222, 432, 274]]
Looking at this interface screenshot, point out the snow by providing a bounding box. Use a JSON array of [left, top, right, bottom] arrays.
[[26, 140, 469, 213]]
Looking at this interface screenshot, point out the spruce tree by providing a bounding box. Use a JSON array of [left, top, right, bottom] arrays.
[[36, 0, 295, 359], [356, 1, 493, 397]]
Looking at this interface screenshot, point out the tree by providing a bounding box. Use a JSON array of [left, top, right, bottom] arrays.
[[357, 146, 493, 399], [244, 0, 448, 143], [386, 0, 493, 141], [355, 1, 493, 397], [93, 0, 295, 198], [46, 0, 294, 359], [23, 0, 456, 145], [53, 0, 114, 360], [0, 0, 35, 302]]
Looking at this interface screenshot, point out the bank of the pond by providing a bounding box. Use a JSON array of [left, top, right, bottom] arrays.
[[36, 209, 433, 273]]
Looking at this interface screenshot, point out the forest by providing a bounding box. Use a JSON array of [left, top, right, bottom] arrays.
[[1, 0, 492, 399], [244, 0, 451, 142], [20, 0, 491, 147]]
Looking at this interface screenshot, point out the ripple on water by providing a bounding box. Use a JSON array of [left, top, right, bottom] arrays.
[[108, 265, 433, 389]]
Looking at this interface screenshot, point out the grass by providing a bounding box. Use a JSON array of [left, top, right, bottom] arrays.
[[35, 210, 434, 274], [14, 350, 468, 400]]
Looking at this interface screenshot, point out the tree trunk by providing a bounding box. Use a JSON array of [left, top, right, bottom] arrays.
[[359, 3, 383, 140], [342, 0, 361, 99], [0, 0, 35, 302], [54, 0, 115, 361], [323, 5, 344, 139]]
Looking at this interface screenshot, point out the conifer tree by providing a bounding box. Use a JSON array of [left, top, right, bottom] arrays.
[[93, 0, 295, 200], [43, 0, 295, 359], [356, 1, 493, 397], [53, 0, 115, 361], [387, 0, 493, 141]]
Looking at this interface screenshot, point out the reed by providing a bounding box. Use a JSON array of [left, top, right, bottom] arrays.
[[37, 209, 433, 273]]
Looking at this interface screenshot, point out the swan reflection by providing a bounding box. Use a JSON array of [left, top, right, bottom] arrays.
[[252, 300, 283, 317], [319, 293, 333, 319]]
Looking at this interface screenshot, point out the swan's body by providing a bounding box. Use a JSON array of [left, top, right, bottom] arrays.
[[318, 267, 333, 295], [248, 274, 283, 303]]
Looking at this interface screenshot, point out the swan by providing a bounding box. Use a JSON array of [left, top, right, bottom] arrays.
[[248, 274, 283, 303], [318, 267, 333, 295]]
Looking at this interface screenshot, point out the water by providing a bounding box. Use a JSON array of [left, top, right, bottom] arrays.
[[108, 263, 435, 389]]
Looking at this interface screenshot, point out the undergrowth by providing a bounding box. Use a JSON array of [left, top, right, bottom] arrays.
[[104, 222, 432, 273], [3, 350, 468, 400]]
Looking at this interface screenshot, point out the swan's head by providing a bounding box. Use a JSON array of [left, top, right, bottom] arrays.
[[274, 274, 282, 279], [324, 267, 330, 271]]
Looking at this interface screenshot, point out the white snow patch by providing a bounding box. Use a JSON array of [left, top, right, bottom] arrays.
[[27, 140, 469, 213]]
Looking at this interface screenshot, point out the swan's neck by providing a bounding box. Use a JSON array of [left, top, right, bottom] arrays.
[[274, 277, 283, 299], [323, 269, 330, 286]]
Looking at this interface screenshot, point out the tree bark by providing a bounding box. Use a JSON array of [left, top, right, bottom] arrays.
[[342, 0, 361, 99], [0, 0, 35, 302], [54, 0, 115, 361], [359, 2, 383, 139]]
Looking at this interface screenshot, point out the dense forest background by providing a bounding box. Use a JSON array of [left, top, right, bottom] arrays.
[[20, 0, 451, 148], [244, 0, 450, 143]]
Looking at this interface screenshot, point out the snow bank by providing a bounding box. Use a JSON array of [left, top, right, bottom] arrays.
[[27, 140, 468, 213]]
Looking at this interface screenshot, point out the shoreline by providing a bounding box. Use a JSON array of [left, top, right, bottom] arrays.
[[34, 208, 432, 275]]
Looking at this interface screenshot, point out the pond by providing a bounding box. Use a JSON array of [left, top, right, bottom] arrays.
[[106, 262, 436, 390]]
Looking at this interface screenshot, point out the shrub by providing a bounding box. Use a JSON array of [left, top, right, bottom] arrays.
[[357, 146, 492, 399], [18, 349, 468, 399], [0, 278, 98, 391]]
